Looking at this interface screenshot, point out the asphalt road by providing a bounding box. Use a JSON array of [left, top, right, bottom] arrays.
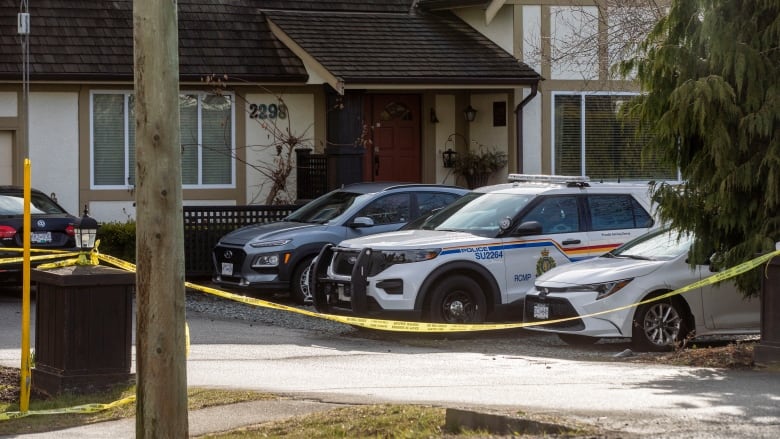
[[2, 289, 779, 438]]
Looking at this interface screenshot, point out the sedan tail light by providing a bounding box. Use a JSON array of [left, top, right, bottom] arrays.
[[65, 224, 75, 236], [0, 225, 16, 239]]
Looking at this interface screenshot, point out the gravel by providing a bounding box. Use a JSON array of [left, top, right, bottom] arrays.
[[183, 282, 760, 365], [185, 286, 356, 337]]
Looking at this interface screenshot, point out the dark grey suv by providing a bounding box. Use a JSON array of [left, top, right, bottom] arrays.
[[212, 183, 467, 304]]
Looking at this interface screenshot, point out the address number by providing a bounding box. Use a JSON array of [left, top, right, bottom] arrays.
[[249, 103, 288, 120]]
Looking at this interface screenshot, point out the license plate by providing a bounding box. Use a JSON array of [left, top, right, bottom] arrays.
[[533, 303, 550, 320], [31, 231, 52, 244], [221, 262, 233, 276]]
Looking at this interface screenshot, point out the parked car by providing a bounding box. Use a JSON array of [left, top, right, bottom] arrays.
[[523, 228, 760, 351], [212, 183, 467, 304], [311, 174, 658, 323], [0, 186, 78, 282]]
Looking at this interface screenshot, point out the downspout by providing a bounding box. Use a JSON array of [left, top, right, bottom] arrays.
[[514, 82, 538, 173]]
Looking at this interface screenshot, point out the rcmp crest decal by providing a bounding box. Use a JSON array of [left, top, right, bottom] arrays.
[[536, 248, 557, 275]]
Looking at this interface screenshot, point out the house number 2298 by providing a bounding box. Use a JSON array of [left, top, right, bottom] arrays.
[[249, 103, 287, 120]]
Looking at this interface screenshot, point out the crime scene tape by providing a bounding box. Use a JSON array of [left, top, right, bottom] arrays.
[[0, 396, 136, 421], [98, 248, 780, 333], [1, 248, 778, 422], [0, 251, 80, 266]]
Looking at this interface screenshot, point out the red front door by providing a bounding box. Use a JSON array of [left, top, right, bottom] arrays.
[[365, 94, 421, 182]]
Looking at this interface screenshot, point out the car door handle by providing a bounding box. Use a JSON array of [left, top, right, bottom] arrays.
[[562, 239, 581, 245]]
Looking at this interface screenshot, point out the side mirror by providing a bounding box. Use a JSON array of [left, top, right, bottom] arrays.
[[513, 220, 543, 236], [350, 216, 375, 228]]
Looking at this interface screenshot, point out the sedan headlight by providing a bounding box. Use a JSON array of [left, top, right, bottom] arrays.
[[249, 239, 291, 248], [590, 278, 633, 300], [252, 253, 280, 268]]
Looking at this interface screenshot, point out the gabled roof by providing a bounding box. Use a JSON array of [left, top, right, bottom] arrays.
[[0, 0, 307, 82], [0, 0, 537, 90], [266, 9, 539, 93]]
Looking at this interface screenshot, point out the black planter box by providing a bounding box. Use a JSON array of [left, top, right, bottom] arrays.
[[755, 256, 780, 367], [31, 265, 135, 396]]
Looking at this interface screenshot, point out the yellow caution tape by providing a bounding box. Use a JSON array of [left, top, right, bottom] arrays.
[[0, 252, 80, 266], [0, 395, 136, 421], [1, 248, 777, 422]]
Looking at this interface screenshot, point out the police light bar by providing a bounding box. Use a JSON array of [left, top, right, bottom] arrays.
[[507, 174, 590, 184]]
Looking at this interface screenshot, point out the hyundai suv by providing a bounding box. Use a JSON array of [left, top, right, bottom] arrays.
[[212, 183, 467, 304], [311, 174, 659, 323]]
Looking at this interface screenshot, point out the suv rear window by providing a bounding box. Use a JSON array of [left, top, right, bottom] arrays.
[[588, 194, 653, 231]]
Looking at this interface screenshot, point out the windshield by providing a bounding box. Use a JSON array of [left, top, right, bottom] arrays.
[[0, 193, 67, 216], [401, 192, 481, 230], [433, 193, 536, 237], [609, 229, 693, 261], [285, 190, 366, 224]]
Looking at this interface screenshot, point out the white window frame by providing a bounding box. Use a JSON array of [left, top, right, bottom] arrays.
[[550, 91, 680, 182], [90, 90, 236, 190]]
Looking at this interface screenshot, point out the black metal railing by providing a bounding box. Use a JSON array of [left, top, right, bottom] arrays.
[[183, 205, 300, 277], [296, 148, 329, 203]]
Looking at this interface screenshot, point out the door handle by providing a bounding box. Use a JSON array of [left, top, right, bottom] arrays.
[[562, 239, 581, 245]]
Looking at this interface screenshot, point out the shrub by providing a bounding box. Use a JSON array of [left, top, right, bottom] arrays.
[[97, 221, 136, 263]]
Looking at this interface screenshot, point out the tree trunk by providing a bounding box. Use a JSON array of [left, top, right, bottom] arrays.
[[133, 0, 188, 437]]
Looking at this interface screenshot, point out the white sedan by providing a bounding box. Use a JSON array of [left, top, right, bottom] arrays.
[[523, 229, 760, 351]]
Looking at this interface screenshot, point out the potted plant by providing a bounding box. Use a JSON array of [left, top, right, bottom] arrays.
[[452, 146, 508, 189]]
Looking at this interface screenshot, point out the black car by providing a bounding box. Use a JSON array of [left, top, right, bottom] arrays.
[[0, 186, 79, 282]]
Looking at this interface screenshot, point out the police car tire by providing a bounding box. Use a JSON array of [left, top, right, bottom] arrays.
[[428, 275, 487, 324]]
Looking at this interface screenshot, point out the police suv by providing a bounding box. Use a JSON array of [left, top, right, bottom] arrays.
[[311, 174, 659, 324]]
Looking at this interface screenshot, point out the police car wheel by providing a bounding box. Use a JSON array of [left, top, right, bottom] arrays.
[[429, 275, 487, 324]]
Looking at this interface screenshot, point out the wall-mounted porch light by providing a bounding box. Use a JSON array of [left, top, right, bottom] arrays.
[[463, 105, 477, 122]]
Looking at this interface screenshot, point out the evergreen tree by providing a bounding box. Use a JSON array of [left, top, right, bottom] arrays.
[[621, 0, 779, 295]]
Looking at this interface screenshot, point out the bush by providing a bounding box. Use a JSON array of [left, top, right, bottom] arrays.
[[97, 221, 136, 263]]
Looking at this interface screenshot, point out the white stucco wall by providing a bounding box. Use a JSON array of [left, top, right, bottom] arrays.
[[518, 87, 542, 174], [29, 92, 79, 215], [469, 93, 509, 186], [0, 92, 18, 185], [455, 6, 515, 54], [550, 6, 599, 80], [244, 93, 314, 204], [522, 6, 542, 74], [434, 94, 457, 186], [0, 92, 17, 117]]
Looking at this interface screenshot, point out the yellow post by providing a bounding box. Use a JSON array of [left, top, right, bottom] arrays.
[[20, 159, 32, 412]]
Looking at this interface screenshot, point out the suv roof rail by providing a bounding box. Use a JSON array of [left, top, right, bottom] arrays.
[[508, 174, 590, 185]]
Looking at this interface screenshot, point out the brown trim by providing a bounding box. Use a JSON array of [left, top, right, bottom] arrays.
[[541, 85, 552, 174], [0, 117, 17, 129], [541, 6, 552, 80]]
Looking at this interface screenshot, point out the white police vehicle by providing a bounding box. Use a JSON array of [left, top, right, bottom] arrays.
[[311, 174, 659, 323]]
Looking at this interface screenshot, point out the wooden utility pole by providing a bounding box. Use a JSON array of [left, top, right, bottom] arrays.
[[133, 0, 188, 437]]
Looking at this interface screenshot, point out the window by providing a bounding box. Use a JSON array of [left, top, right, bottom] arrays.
[[91, 91, 234, 189], [416, 192, 461, 218], [521, 196, 581, 234], [553, 93, 677, 181], [588, 195, 652, 231], [356, 193, 411, 225]]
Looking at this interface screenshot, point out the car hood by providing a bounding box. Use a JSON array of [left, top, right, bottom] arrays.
[[219, 221, 322, 245], [337, 229, 492, 250], [536, 256, 667, 286]]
